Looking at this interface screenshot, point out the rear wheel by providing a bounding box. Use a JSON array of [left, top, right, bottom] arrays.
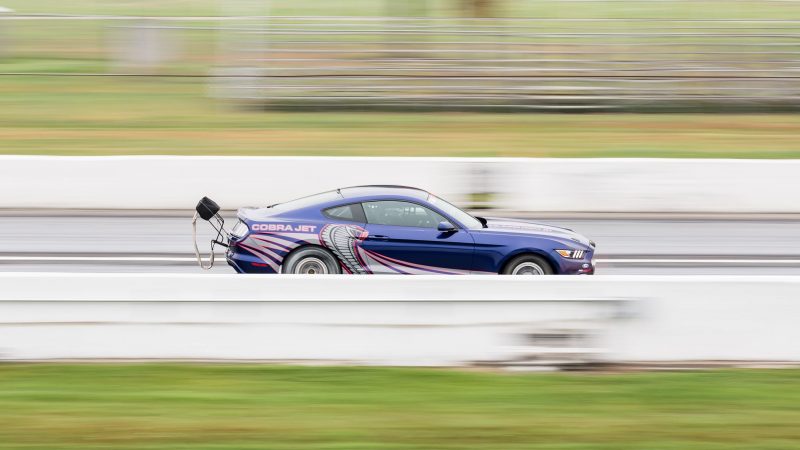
[[283, 247, 341, 275], [502, 254, 553, 275]]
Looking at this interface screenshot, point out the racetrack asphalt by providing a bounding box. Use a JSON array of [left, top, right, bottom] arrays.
[[2, 210, 800, 275]]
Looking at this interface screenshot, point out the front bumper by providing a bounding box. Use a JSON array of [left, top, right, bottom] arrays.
[[579, 259, 596, 275], [555, 251, 595, 275]]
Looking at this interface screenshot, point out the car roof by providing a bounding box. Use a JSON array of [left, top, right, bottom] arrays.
[[256, 185, 430, 215], [338, 185, 429, 201]]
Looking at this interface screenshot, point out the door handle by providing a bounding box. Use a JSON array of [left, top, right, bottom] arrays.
[[368, 235, 389, 241]]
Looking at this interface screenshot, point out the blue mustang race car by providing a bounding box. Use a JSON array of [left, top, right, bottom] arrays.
[[193, 186, 595, 275]]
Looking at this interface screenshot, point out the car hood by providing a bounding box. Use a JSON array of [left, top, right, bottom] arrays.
[[479, 217, 594, 248]]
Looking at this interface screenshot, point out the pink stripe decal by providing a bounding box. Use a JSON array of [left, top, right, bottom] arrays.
[[354, 245, 373, 274], [252, 231, 318, 243], [362, 250, 411, 274], [251, 235, 295, 252], [238, 243, 281, 270], [362, 248, 466, 275]]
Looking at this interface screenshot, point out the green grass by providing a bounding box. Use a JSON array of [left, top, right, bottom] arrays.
[[1, 365, 800, 449], [1, 76, 799, 157], [3, 0, 799, 19]]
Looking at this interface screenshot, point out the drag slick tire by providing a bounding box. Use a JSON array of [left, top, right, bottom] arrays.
[[283, 247, 341, 275], [502, 254, 553, 275]]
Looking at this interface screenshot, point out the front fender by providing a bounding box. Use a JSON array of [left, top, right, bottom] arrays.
[[498, 247, 562, 274]]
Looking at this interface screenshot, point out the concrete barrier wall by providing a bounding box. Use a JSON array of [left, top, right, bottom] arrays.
[[1, 273, 799, 365], [1, 156, 798, 213], [496, 158, 800, 213], [0, 156, 471, 210]]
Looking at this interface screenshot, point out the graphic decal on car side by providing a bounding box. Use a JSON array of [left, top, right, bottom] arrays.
[[318, 224, 471, 275], [239, 222, 474, 275], [359, 248, 472, 275], [319, 224, 371, 274], [237, 229, 320, 273], [235, 240, 281, 272], [251, 223, 318, 233]]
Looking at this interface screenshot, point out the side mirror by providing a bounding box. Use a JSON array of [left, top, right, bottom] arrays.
[[437, 221, 457, 232]]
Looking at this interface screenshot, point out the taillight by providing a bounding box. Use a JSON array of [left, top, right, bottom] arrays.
[[231, 220, 249, 239]]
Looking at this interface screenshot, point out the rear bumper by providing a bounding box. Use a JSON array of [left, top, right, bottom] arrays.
[[226, 253, 246, 273], [226, 244, 278, 274]]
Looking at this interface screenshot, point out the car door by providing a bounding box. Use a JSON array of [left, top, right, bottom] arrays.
[[358, 200, 474, 274]]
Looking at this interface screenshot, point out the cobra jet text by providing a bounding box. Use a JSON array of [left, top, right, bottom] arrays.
[[251, 223, 318, 233]]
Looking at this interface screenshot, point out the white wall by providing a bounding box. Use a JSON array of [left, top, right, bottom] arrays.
[[495, 158, 800, 213], [0, 156, 471, 210], [1, 156, 798, 213], [2, 273, 799, 365]]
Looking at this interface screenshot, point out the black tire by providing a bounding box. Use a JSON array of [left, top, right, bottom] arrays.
[[501, 254, 554, 275], [282, 246, 341, 275]]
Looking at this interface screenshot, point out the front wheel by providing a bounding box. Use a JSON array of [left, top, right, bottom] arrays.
[[283, 247, 342, 274], [502, 254, 553, 275]]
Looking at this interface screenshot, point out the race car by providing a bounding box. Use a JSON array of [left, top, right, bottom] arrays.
[[193, 185, 595, 275]]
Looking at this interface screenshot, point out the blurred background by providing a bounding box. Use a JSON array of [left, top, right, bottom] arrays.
[[3, 2, 800, 449], [1, 0, 799, 157]]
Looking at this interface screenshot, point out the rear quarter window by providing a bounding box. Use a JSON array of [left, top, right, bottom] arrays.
[[323, 203, 366, 223]]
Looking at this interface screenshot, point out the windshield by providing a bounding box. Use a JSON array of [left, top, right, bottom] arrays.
[[428, 195, 484, 230]]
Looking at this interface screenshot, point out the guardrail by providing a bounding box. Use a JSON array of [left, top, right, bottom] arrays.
[[1, 155, 798, 213], [1, 273, 799, 365]]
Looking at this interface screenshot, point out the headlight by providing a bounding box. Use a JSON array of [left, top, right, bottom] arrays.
[[231, 220, 249, 238], [555, 249, 587, 259]]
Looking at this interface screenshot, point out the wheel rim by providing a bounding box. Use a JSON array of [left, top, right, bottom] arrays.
[[511, 262, 545, 275], [295, 257, 329, 274]]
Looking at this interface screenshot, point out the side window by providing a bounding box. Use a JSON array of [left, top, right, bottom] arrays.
[[323, 203, 366, 222], [362, 201, 447, 229]]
